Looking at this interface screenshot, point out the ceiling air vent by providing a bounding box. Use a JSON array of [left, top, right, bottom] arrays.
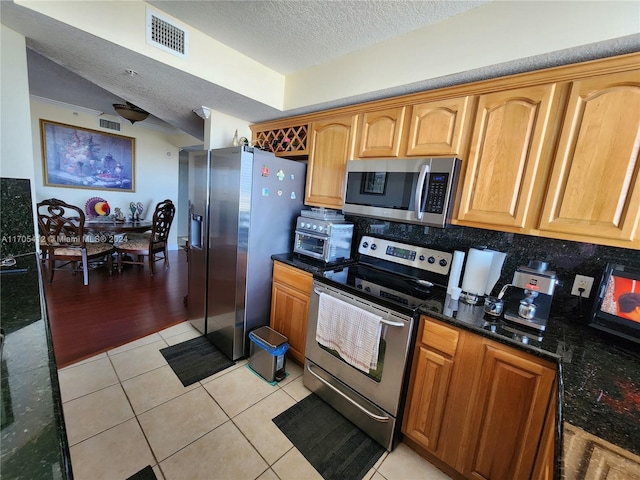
[[99, 118, 121, 131], [146, 8, 189, 58]]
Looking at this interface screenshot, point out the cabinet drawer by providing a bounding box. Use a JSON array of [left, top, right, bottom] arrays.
[[273, 261, 312, 293], [421, 317, 459, 357]]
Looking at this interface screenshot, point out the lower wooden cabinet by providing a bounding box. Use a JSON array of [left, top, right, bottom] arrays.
[[563, 423, 640, 480], [403, 316, 557, 480], [269, 261, 312, 365]]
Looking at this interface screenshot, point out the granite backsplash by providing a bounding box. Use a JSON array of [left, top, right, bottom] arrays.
[[347, 217, 640, 322]]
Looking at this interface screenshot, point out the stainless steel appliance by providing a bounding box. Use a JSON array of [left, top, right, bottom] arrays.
[[187, 146, 306, 360], [342, 157, 461, 227], [503, 260, 559, 332], [304, 236, 453, 450], [293, 209, 353, 263]]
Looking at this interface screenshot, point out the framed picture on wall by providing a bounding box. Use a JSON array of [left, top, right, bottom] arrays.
[[40, 119, 135, 192]]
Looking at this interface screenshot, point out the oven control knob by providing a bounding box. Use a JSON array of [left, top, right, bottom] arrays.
[[439, 259, 448, 267], [370, 244, 377, 250], [364, 286, 371, 292], [306, 223, 311, 229], [357, 284, 363, 289], [312, 224, 317, 230], [428, 256, 435, 264], [362, 241, 369, 249], [419, 255, 425, 261], [318, 226, 324, 232]]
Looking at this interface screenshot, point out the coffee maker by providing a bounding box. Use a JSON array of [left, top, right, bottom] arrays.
[[503, 260, 559, 331]]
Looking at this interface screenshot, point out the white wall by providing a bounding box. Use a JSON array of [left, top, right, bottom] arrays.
[[30, 100, 182, 249]]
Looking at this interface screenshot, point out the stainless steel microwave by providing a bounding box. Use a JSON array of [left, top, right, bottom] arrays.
[[342, 157, 461, 228]]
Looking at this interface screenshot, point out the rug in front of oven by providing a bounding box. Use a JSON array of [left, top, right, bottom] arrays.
[[272, 393, 386, 480], [160, 336, 235, 387]]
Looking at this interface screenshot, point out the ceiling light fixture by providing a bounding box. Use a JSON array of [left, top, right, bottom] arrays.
[[112, 101, 150, 124]]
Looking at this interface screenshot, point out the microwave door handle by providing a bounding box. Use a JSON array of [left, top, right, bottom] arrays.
[[415, 164, 430, 220]]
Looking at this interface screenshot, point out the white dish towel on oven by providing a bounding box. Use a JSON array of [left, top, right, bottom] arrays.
[[316, 292, 383, 373]]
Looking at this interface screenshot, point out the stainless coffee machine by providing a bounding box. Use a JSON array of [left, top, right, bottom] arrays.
[[503, 261, 559, 331]]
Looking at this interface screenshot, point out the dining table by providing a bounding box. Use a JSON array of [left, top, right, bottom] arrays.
[[84, 218, 153, 243]]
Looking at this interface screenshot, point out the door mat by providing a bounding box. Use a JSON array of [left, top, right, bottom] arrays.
[[272, 393, 385, 480], [160, 336, 235, 387], [126, 465, 157, 480]]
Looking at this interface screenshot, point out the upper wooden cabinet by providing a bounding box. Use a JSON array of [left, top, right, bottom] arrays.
[[405, 96, 474, 157], [538, 70, 640, 246], [305, 114, 358, 209], [456, 84, 559, 230], [357, 107, 405, 158]]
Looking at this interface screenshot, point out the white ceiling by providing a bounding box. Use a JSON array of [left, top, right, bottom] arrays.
[[1, 1, 638, 141]]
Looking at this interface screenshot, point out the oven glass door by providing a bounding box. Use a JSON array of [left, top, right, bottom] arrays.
[[306, 281, 414, 416], [293, 231, 329, 261]]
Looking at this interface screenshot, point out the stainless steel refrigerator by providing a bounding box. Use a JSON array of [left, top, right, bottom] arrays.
[[187, 146, 306, 360]]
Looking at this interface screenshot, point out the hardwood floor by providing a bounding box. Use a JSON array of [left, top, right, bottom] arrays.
[[43, 249, 188, 368]]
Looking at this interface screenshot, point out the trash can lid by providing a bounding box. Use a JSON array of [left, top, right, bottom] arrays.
[[251, 326, 288, 348]]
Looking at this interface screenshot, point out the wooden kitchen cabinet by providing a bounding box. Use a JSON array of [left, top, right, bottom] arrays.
[[456, 84, 561, 231], [403, 316, 557, 480], [405, 96, 474, 157], [270, 261, 312, 365], [305, 114, 358, 209], [538, 70, 640, 247], [563, 422, 640, 480], [357, 107, 405, 158]]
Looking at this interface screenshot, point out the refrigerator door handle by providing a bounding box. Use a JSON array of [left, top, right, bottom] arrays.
[[190, 213, 204, 249]]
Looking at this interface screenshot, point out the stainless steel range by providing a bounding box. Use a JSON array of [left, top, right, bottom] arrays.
[[304, 236, 453, 450]]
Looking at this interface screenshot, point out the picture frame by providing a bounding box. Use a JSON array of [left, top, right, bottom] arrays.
[[40, 119, 135, 192]]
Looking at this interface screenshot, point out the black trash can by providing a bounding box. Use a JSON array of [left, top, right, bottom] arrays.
[[248, 326, 289, 383]]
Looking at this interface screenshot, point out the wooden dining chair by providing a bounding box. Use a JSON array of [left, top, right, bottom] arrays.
[[115, 199, 175, 275], [37, 198, 115, 285]]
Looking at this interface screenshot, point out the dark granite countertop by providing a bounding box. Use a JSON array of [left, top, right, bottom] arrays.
[[0, 253, 72, 479], [273, 253, 640, 470]]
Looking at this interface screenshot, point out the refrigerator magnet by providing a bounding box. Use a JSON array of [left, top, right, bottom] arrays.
[[291, 192, 297, 200], [277, 189, 283, 196], [262, 187, 269, 196], [261, 165, 269, 177], [290, 174, 295, 180], [276, 169, 285, 181]]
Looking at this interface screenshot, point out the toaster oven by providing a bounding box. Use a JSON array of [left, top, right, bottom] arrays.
[[293, 216, 353, 263]]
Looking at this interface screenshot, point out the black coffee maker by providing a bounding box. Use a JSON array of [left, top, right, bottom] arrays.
[[503, 260, 559, 331]]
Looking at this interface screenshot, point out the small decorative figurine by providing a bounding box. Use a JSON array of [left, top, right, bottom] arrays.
[[114, 207, 125, 222]]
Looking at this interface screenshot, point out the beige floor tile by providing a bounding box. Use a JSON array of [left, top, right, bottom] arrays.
[[256, 468, 280, 480], [63, 384, 134, 446], [158, 321, 200, 340], [233, 389, 296, 464], [377, 442, 452, 480], [138, 387, 228, 461], [271, 448, 323, 480], [153, 464, 165, 480], [159, 421, 268, 480], [370, 472, 387, 480], [109, 339, 168, 381], [108, 332, 164, 355], [69, 418, 155, 480], [57, 356, 119, 402], [59, 352, 107, 369], [281, 375, 313, 402], [202, 364, 278, 417], [122, 365, 198, 415], [198, 358, 248, 384], [163, 329, 202, 346]]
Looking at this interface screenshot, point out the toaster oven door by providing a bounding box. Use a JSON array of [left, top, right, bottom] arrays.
[[293, 230, 330, 261]]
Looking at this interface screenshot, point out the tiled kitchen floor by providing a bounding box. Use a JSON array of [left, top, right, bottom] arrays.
[[58, 321, 452, 480]]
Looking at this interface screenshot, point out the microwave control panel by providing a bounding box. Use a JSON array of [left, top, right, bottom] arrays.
[[424, 173, 449, 214]]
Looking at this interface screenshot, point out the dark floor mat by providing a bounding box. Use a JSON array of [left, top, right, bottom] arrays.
[[126, 465, 157, 480], [160, 336, 235, 387], [272, 393, 385, 480]]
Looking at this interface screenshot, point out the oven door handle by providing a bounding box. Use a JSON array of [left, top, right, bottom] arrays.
[[306, 363, 390, 423], [313, 289, 406, 328]]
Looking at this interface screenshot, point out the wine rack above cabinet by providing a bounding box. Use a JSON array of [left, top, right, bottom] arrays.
[[252, 124, 308, 156]]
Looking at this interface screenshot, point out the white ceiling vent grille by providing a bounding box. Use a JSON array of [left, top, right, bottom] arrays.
[[146, 8, 189, 58], [99, 118, 121, 131]]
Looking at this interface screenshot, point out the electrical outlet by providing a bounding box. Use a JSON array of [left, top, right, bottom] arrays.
[[571, 275, 594, 297]]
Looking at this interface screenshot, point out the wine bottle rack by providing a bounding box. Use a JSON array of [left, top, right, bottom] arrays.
[[253, 125, 308, 156]]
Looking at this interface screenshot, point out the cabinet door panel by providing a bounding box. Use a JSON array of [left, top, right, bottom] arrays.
[[358, 107, 405, 157], [270, 281, 309, 365], [457, 85, 557, 229], [466, 343, 556, 480], [406, 96, 473, 156], [403, 346, 454, 453], [306, 115, 358, 208], [539, 71, 640, 242]]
